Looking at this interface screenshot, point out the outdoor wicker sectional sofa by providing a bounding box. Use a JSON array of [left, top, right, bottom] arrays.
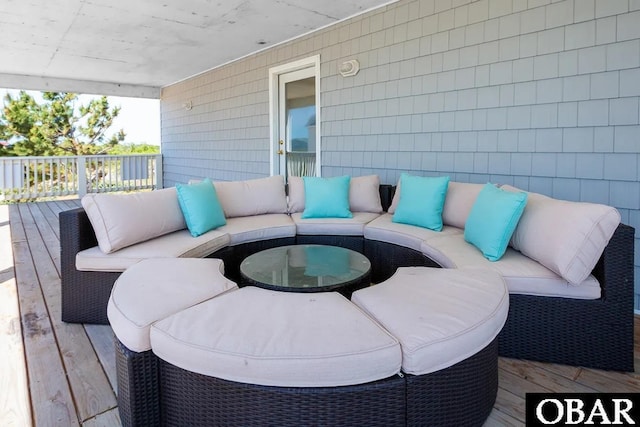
[[59, 174, 636, 376]]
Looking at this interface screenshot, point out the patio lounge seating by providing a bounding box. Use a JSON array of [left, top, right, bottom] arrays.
[[59, 174, 635, 373], [109, 260, 508, 426]]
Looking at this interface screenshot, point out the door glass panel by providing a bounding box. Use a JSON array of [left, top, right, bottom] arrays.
[[285, 77, 316, 178]]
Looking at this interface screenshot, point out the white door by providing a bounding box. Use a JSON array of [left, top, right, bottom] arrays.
[[269, 56, 320, 180]]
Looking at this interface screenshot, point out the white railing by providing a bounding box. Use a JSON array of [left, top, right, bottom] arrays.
[[0, 154, 163, 201]]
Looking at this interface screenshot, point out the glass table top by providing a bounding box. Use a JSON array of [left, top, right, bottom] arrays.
[[240, 244, 371, 291]]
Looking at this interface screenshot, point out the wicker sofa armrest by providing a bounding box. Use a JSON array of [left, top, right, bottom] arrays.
[[60, 207, 120, 324], [591, 222, 635, 306], [499, 222, 635, 371], [60, 207, 99, 267]]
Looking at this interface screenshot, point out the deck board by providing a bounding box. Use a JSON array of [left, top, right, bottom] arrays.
[[0, 205, 31, 427], [493, 388, 527, 422], [17, 203, 117, 424], [485, 408, 524, 426], [499, 358, 599, 393], [1, 199, 639, 426], [37, 200, 63, 241], [82, 408, 121, 427], [84, 325, 118, 392], [9, 204, 79, 426]]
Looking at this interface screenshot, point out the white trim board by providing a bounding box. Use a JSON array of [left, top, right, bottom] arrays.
[[268, 55, 321, 178], [0, 73, 161, 99]]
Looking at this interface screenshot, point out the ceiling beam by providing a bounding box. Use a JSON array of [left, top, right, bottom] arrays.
[[0, 74, 161, 98]]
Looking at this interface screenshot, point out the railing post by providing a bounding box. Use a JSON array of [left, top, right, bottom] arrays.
[[77, 156, 87, 197], [155, 154, 163, 189]]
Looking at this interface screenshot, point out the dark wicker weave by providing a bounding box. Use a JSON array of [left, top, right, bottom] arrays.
[[128, 339, 498, 426], [378, 184, 394, 212], [60, 208, 121, 324], [296, 234, 364, 252], [365, 239, 440, 283], [115, 339, 160, 427], [498, 223, 635, 372], [159, 362, 406, 427], [210, 237, 296, 284], [406, 339, 498, 427]]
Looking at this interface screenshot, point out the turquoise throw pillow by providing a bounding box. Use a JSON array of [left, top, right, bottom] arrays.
[[464, 183, 528, 261], [176, 178, 226, 237], [302, 176, 353, 219], [392, 174, 450, 231]]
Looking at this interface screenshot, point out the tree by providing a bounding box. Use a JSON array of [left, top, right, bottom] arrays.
[[0, 91, 125, 156], [110, 142, 160, 155]]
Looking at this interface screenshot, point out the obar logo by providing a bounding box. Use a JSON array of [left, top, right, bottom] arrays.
[[526, 394, 640, 426]]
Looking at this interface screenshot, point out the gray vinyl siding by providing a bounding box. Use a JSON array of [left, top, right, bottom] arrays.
[[161, 0, 640, 310]]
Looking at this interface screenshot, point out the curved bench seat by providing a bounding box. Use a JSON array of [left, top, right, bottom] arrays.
[[107, 258, 238, 426], [76, 229, 230, 273], [352, 267, 508, 375], [421, 233, 602, 300], [364, 213, 462, 252], [151, 287, 402, 387], [107, 258, 237, 353], [112, 262, 506, 426], [291, 211, 380, 236], [352, 267, 507, 426], [218, 214, 296, 245]]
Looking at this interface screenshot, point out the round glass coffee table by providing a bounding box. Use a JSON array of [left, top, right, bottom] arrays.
[[240, 244, 371, 297]]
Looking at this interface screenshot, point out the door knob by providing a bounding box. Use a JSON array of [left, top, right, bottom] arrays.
[[277, 149, 284, 155]]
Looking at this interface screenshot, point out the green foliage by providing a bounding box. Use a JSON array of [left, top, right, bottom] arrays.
[[110, 143, 160, 155], [0, 91, 125, 156]]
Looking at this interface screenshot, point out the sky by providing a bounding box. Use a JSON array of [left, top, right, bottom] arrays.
[[0, 89, 161, 146]]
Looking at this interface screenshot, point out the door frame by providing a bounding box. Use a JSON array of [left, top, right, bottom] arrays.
[[268, 55, 321, 178]]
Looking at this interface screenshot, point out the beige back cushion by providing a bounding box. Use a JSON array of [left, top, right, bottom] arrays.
[[213, 175, 288, 218], [288, 175, 382, 213], [502, 185, 621, 285], [82, 188, 186, 254], [287, 176, 306, 213], [442, 182, 484, 228], [388, 180, 483, 228], [349, 175, 383, 213]]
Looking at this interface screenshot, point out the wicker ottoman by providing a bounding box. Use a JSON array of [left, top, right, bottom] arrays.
[[107, 258, 237, 426], [149, 286, 406, 426], [351, 267, 509, 426]]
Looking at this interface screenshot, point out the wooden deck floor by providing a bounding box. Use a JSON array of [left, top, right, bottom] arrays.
[[1, 200, 638, 426]]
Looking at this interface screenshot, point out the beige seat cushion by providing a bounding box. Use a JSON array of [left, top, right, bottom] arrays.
[[213, 176, 288, 218], [217, 214, 296, 245], [107, 258, 237, 352], [76, 229, 230, 272], [502, 185, 620, 285], [363, 213, 462, 251], [421, 234, 601, 300], [292, 212, 380, 235], [150, 287, 402, 387], [82, 188, 186, 253], [352, 267, 508, 375]]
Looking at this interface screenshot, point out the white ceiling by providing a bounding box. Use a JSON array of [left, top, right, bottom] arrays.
[[0, 0, 394, 98]]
